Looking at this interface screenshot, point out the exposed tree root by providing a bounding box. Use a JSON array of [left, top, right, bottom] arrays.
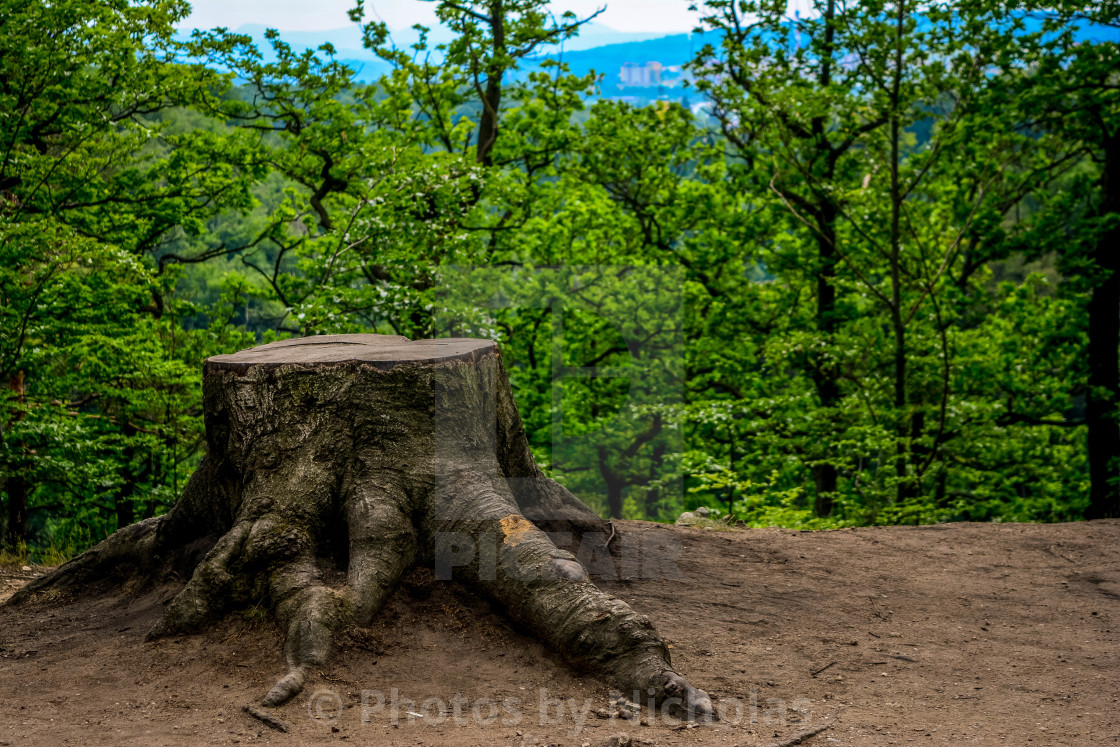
[[5, 335, 711, 718], [242, 704, 290, 732]]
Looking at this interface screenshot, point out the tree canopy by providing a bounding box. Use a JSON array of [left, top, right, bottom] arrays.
[[1, 0, 1118, 558]]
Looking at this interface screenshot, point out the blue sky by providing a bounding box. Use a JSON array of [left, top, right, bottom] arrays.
[[182, 0, 707, 33]]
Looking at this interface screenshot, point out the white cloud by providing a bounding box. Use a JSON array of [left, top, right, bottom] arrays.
[[182, 0, 363, 31], [181, 0, 703, 33]]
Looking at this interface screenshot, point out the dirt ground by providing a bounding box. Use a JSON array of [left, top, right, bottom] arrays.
[[1, 519, 1118, 746]]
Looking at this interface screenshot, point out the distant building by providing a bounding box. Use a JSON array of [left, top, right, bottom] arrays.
[[619, 61, 663, 87]]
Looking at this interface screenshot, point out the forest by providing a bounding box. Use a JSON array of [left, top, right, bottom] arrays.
[[1, 0, 1118, 561]]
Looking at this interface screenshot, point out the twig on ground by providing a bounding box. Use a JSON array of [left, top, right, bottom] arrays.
[[1047, 545, 1075, 563], [810, 661, 836, 677], [243, 704, 290, 733], [887, 654, 917, 662], [602, 521, 616, 549], [762, 722, 832, 747]]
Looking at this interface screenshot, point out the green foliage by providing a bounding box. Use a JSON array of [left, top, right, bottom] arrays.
[[1, 0, 1115, 555], [0, 0, 258, 551]]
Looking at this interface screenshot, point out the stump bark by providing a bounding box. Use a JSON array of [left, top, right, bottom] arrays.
[[8, 334, 711, 716]]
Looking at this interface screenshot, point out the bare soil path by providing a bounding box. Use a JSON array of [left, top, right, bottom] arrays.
[[1, 519, 1117, 746]]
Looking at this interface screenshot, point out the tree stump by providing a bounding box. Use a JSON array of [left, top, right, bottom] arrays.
[[8, 334, 711, 715]]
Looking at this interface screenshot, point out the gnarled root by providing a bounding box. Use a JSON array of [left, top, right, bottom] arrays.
[[261, 559, 339, 706], [6, 456, 229, 606], [428, 465, 712, 718], [6, 515, 166, 606], [146, 520, 253, 639]]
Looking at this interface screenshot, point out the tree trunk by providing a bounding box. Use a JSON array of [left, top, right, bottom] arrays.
[[1086, 134, 1120, 520], [811, 0, 840, 519], [812, 214, 839, 517], [4, 472, 28, 547], [114, 424, 138, 530], [475, 1, 505, 167], [4, 371, 29, 546], [645, 443, 666, 518], [7, 334, 711, 716], [598, 445, 625, 519]]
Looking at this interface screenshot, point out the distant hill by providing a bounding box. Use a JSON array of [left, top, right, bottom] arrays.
[[540, 23, 678, 52], [186, 22, 687, 84], [526, 32, 715, 98], [183, 16, 1118, 98], [533, 32, 710, 76]]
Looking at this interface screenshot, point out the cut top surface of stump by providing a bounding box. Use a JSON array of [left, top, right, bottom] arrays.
[[206, 334, 498, 373]]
